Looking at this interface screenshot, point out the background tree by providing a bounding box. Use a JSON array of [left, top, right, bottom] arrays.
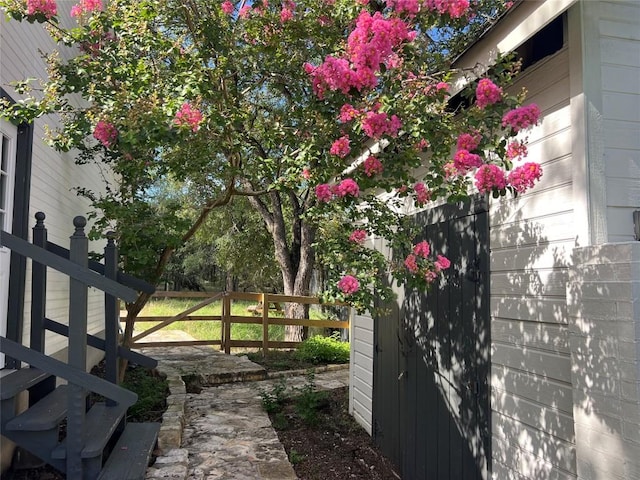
[[162, 195, 282, 293], [1, 0, 539, 348]]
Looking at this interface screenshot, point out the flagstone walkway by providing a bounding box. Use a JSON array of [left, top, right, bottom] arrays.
[[137, 331, 349, 480]]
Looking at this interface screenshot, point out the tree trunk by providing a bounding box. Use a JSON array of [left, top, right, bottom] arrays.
[[118, 292, 151, 382], [282, 276, 310, 342], [225, 271, 235, 291], [246, 191, 315, 342]]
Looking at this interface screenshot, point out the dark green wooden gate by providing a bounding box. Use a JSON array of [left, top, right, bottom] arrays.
[[373, 197, 490, 479]]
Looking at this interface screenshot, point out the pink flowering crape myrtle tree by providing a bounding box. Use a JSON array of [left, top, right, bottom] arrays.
[[1, 0, 540, 345]]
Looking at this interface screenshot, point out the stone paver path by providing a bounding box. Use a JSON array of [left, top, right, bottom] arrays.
[[139, 330, 349, 480]]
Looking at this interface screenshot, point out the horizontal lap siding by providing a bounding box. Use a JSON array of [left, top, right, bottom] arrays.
[[490, 48, 578, 479], [600, 1, 640, 242], [1, 20, 107, 357], [350, 313, 374, 434]]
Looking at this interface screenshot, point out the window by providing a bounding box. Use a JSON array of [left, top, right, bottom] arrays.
[[1, 119, 17, 367]]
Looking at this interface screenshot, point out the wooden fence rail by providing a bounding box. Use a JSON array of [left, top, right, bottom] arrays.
[[121, 291, 351, 354]]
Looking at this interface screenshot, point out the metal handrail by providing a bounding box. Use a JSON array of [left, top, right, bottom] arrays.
[[0, 337, 137, 406], [0, 229, 137, 302]]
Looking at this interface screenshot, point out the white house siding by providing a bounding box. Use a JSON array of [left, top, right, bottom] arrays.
[[349, 235, 392, 435], [599, 1, 640, 243], [1, 17, 107, 360], [349, 312, 374, 434], [490, 46, 578, 480]]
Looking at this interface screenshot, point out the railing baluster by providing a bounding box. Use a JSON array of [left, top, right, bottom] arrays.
[[67, 216, 89, 479], [104, 232, 119, 400], [28, 212, 56, 407], [30, 212, 47, 354]]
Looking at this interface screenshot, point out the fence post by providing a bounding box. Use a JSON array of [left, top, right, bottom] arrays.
[[262, 293, 269, 356], [30, 212, 47, 354], [223, 294, 231, 354], [219, 295, 225, 351], [104, 232, 119, 402], [67, 216, 89, 479]]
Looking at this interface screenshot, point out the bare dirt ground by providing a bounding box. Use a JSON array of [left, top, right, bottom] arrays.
[[272, 386, 401, 480]]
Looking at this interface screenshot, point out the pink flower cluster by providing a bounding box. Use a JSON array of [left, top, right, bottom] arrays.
[[413, 240, 430, 257], [506, 141, 528, 160], [336, 178, 360, 197], [434, 255, 451, 272], [475, 78, 502, 109], [307, 12, 415, 97], [453, 149, 483, 173], [238, 4, 251, 18], [402, 240, 450, 285], [93, 121, 117, 148], [443, 162, 458, 179], [174, 102, 203, 132], [349, 229, 367, 244], [278, 1, 295, 22], [348, 11, 415, 72], [93, 120, 118, 148], [315, 179, 360, 202], [456, 132, 481, 151], [363, 156, 383, 176], [70, 0, 102, 17], [424, 81, 450, 96], [27, 0, 57, 18], [221, 1, 234, 14], [386, 0, 421, 17], [301, 168, 311, 180], [474, 164, 507, 193], [414, 182, 430, 205], [404, 254, 418, 273], [339, 104, 360, 123], [315, 184, 333, 202], [330, 135, 351, 158], [423, 0, 469, 18], [280, 7, 293, 22], [415, 138, 429, 150], [361, 111, 402, 139], [338, 275, 360, 295], [507, 162, 543, 193], [305, 58, 356, 97], [502, 104, 541, 132]]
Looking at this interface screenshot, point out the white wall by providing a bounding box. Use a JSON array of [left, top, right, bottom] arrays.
[[568, 243, 640, 480], [489, 46, 578, 480], [599, 1, 640, 242], [1, 14, 109, 357], [349, 312, 374, 434]]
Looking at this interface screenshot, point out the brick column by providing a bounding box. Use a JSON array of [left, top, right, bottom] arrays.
[[568, 243, 640, 480]]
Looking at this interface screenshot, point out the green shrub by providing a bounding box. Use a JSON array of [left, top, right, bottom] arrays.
[[295, 332, 349, 364], [258, 377, 288, 413]]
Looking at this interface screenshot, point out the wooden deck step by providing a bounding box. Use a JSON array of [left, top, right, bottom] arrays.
[[51, 402, 127, 459], [0, 368, 52, 400], [97, 422, 161, 480], [4, 385, 69, 431]]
